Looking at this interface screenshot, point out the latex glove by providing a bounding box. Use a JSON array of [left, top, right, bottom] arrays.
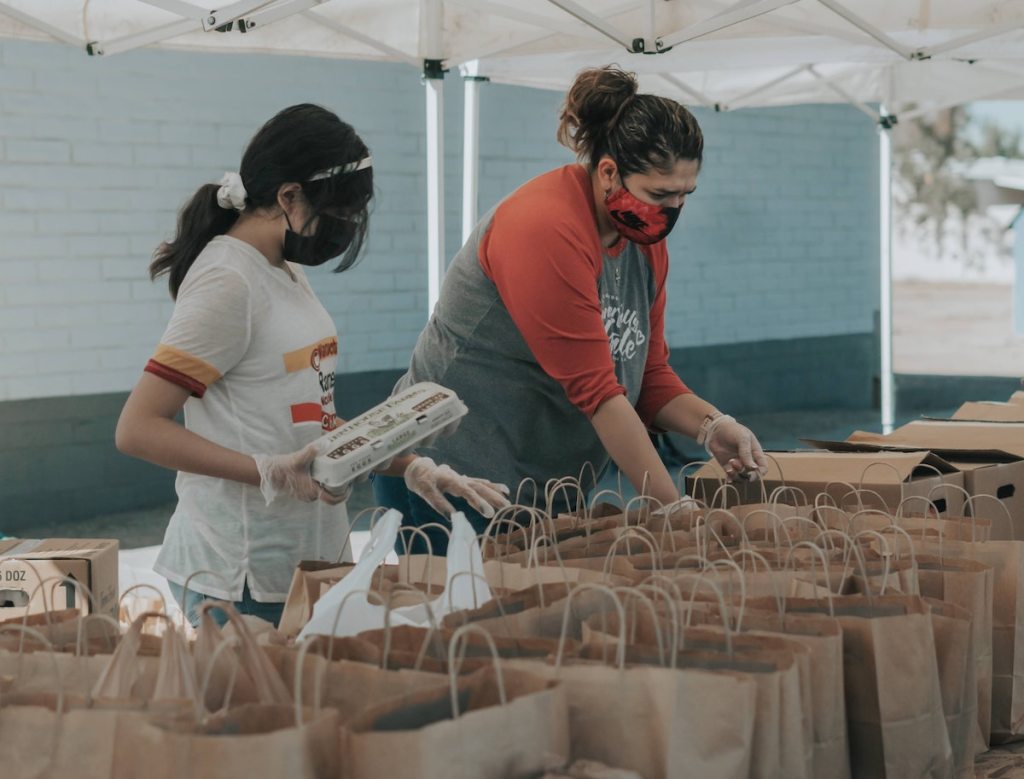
[[704, 415, 769, 483], [404, 456, 510, 518], [252, 443, 349, 506]]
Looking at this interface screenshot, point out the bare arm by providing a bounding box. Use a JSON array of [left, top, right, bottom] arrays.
[[651, 392, 720, 439], [115, 372, 261, 486], [591, 394, 679, 506]]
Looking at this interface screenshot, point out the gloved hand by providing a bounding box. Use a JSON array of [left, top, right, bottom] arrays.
[[404, 456, 511, 518], [252, 443, 349, 506], [704, 415, 769, 483]]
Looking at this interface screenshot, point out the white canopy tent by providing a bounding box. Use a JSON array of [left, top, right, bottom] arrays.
[[3, 1, 1024, 432]]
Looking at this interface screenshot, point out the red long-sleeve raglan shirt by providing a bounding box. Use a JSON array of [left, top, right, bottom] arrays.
[[396, 164, 691, 496]]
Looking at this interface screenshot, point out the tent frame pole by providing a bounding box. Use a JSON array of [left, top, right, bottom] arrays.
[[879, 111, 895, 433], [87, 0, 281, 55], [543, 0, 637, 50], [917, 18, 1024, 59], [659, 0, 800, 50], [726, 65, 809, 110], [0, 3, 82, 45], [816, 0, 914, 59], [303, 10, 420, 64], [461, 65, 487, 244], [424, 0, 446, 316], [659, 73, 714, 107]]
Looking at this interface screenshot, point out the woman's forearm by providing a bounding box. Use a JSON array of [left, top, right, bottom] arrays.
[[116, 373, 260, 486], [652, 392, 720, 439], [117, 414, 261, 486], [591, 394, 679, 506]]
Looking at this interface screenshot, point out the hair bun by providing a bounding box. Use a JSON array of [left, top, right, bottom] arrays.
[[557, 66, 639, 155]]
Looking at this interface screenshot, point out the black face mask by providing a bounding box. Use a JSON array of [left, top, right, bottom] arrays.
[[283, 213, 357, 267]]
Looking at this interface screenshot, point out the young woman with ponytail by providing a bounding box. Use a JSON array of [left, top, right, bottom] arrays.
[[116, 104, 508, 626], [375, 67, 769, 554]]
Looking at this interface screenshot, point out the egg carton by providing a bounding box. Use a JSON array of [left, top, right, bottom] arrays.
[[311, 382, 468, 494]]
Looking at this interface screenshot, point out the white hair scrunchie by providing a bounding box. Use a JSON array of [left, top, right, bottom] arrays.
[[216, 171, 247, 212]]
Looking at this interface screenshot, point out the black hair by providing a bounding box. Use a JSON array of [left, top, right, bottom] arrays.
[[557, 66, 703, 176], [150, 103, 373, 298]]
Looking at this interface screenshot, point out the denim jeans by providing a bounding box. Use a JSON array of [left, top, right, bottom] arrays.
[[370, 473, 492, 556], [167, 580, 285, 629]]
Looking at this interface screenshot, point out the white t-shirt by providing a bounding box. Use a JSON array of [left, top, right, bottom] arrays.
[[147, 235, 350, 602]]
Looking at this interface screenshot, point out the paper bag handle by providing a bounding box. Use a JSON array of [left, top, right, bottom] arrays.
[[739, 509, 792, 552], [513, 476, 540, 510], [612, 586, 667, 668], [814, 529, 875, 603], [783, 514, 828, 544], [858, 461, 905, 491], [630, 583, 680, 661], [602, 527, 662, 577], [0, 622, 62, 692], [851, 529, 895, 595], [679, 460, 719, 507], [198, 634, 242, 715], [555, 583, 626, 674], [783, 542, 836, 617], [678, 574, 733, 655], [546, 476, 585, 522], [447, 624, 507, 717], [76, 614, 120, 657], [769, 484, 807, 507], [179, 569, 232, 631], [19, 573, 97, 644], [964, 492, 1015, 541], [731, 548, 784, 619]]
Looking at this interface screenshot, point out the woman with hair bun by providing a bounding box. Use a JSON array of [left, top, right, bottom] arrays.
[[115, 104, 508, 626], [375, 66, 768, 553]]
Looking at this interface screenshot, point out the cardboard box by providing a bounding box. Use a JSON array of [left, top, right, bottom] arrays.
[[810, 419, 1024, 541], [0, 539, 119, 620], [687, 450, 964, 516], [952, 402, 1024, 422]]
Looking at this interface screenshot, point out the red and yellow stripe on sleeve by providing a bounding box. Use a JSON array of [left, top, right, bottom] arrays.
[[144, 344, 222, 398]]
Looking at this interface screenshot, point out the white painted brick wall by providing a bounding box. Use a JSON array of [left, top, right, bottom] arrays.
[[0, 39, 878, 402]]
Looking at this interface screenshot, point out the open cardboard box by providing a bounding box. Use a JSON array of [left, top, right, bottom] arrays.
[[806, 418, 1024, 540], [687, 450, 964, 515], [0, 538, 118, 620], [952, 402, 1024, 422]]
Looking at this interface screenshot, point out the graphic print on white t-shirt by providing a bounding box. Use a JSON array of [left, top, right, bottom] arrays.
[[283, 336, 339, 431]]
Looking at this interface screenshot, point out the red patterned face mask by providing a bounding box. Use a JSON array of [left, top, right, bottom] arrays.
[[605, 184, 681, 245]]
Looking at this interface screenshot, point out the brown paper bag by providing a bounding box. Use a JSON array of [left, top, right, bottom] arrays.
[[914, 554, 994, 749], [341, 664, 569, 779], [783, 594, 954, 778], [191, 601, 291, 712], [113, 703, 340, 779], [262, 642, 447, 726], [346, 623, 577, 673], [872, 535, 1024, 744], [506, 653, 757, 779], [0, 608, 121, 654], [722, 603, 850, 779], [581, 614, 813, 779], [924, 598, 978, 778]]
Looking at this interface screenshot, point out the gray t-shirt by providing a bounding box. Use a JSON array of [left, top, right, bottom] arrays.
[[396, 165, 687, 501]]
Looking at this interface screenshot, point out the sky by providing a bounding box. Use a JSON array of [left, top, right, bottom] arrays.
[[968, 101, 1024, 135]]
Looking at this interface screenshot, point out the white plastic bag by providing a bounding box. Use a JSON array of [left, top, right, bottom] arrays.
[[297, 510, 491, 640]]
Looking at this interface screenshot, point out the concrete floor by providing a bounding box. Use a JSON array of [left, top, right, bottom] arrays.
[[894, 281, 1024, 377]]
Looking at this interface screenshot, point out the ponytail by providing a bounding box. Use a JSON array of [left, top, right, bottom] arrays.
[[150, 103, 372, 300], [557, 65, 703, 176], [150, 184, 239, 299]]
